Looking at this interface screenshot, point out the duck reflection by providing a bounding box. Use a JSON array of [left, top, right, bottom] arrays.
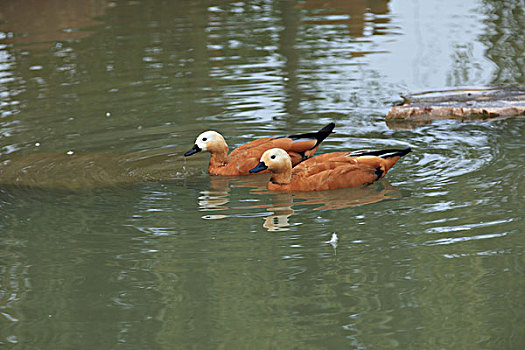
[[292, 181, 401, 210], [263, 205, 295, 232], [198, 189, 231, 211], [198, 176, 401, 232], [198, 176, 269, 212]]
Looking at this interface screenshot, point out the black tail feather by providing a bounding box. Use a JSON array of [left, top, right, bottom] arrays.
[[316, 122, 336, 141], [347, 147, 412, 159], [287, 122, 335, 146]]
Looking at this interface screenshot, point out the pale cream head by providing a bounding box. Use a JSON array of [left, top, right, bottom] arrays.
[[260, 148, 293, 172], [194, 131, 225, 153]]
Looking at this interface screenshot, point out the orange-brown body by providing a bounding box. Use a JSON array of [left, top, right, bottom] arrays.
[[185, 123, 335, 175], [250, 148, 411, 192]]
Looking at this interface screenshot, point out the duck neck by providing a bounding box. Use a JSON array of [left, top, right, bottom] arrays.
[[209, 144, 229, 168], [270, 169, 292, 185]]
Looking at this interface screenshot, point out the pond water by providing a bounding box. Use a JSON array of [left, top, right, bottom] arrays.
[[1, 0, 524, 348]]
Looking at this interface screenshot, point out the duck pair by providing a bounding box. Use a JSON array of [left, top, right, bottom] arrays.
[[185, 123, 411, 192]]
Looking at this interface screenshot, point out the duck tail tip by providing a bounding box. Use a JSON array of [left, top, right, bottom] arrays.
[[319, 122, 335, 133], [381, 147, 412, 159], [348, 147, 412, 159], [286, 122, 335, 144], [316, 122, 336, 141]]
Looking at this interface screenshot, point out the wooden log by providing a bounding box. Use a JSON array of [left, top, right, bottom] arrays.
[[386, 86, 525, 127]]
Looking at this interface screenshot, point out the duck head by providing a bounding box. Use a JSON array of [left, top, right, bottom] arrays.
[[250, 148, 292, 180], [185, 131, 228, 156]]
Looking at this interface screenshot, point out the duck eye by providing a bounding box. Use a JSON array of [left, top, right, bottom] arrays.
[[202, 137, 207, 142], [270, 155, 276, 159]]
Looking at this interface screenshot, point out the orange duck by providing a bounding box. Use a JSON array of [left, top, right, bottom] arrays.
[[184, 123, 335, 175], [250, 147, 411, 191]]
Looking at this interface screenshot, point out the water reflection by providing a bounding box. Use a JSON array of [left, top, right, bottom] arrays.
[[263, 205, 295, 232], [199, 176, 402, 231], [198, 175, 268, 212], [0, 0, 107, 49], [297, 0, 390, 38], [479, 0, 525, 84]]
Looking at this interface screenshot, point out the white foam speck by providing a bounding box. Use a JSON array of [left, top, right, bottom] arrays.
[[326, 233, 338, 253]]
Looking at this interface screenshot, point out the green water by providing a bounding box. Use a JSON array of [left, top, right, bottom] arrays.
[[1, 0, 524, 348]]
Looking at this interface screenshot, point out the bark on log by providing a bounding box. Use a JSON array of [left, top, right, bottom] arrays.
[[386, 86, 525, 127]]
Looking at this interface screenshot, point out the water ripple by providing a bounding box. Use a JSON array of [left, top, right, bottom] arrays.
[[425, 232, 508, 246], [424, 218, 514, 235]]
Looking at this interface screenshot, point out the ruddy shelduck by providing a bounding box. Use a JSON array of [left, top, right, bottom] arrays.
[[250, 147, 411, 191], [184, 123, 335, 175]]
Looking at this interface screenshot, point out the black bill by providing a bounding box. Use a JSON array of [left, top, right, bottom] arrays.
[[249, 161, 268, 173], [184, 144, 202, 156]]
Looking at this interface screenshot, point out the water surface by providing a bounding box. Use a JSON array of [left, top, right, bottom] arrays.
[[1, 0, 524, 348]]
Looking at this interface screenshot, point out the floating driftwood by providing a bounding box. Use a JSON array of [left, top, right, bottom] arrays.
[[386, 86, 525, 128]]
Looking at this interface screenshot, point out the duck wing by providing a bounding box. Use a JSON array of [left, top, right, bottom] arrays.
[[229, 123, 335, 165], [290, 153, 387, 191]]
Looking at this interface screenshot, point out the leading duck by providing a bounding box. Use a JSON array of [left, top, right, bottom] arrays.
[[250, 147, 411, 191], [185, 123, 335, 175]]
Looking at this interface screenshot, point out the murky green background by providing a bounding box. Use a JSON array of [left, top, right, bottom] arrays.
[[1, 0, 524, 348]]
